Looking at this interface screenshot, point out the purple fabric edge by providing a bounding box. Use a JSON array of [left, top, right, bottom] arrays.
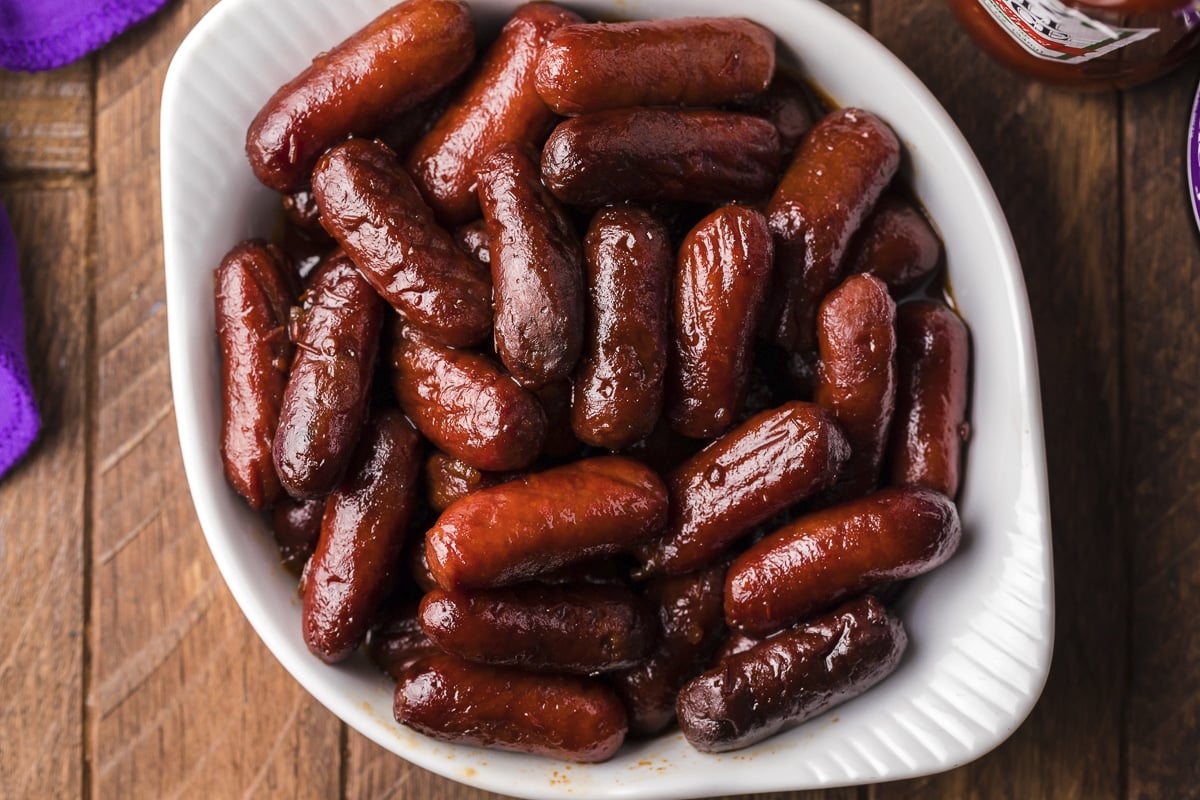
[[0, 341, 38, 478], [0, 0, 171, 72], [1189, 73, 1200, 236]]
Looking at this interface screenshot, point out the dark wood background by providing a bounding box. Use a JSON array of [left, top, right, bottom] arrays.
[[0, 0, 1196, 797]]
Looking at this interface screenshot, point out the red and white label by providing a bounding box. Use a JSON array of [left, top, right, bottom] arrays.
[[977, 0, 1159, 63]]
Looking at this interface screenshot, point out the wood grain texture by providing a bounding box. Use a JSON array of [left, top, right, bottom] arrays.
[[0, 179, 90, 800], [0, 62, 94, 175], [870, 1, 1125, 799], [1122, 63, 1200, 800]]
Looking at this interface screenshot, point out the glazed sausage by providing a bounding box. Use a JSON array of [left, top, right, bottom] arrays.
[[610, 565, 727, 737], [534, 18, 775, 115], [815, 275, 897, 499], [419, 583, 654, 674], [541, 109, 781, 207], [395, 654, 628, 762], [302, 409, 423, 663], [312, 138, 493, 348], [245, 0, 475, 192], [215, 241, 295, 509], [640, 402, 850, 576], [273, 253, 383, 498], [454, 220, 491, 266], [281, 189, 324, 237], [406, 534, 438, 593], [425, 451, 512, 513], [887, 302, 970, 498], [667, 206, 773, 438], [760, 109, 900, 362], [846, 194, 942, 296], [271, 496, 324, 574], [407, 3, 583, 225], [714, 630, 763, 662], [733, 72, 818, 157], [725, 486, 961, 635], [477, 144, 585, 387], [366, 602, 441, 680], [677, 596, 906, 752], [390, 325, 547, 472], [426, 456, 668, 590], [572, 207, 672, 449]]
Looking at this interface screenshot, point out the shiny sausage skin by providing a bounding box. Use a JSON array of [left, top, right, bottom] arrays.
[[281, 189, 324, 238], [714, 630, 763, 662], [725, 486, 961, 635], [215, 241, 296, 509], [677, 596, 906, 752], [366, 602, 440, 680], [667, 206, 773, 438], [733, 72, 817, 157], [541, 109, 781, 207], [761, 109, 900, 358], [426, 456, 668, 590], [534, 18, 774, 115], [419, 583, 654, 674], [395, 654, 628, 762], [273, 253, 383, 499], [477, 144, 585, 387], [572, 207, 672, 449], [815, 275, 897, 499], [312, 139, 493, 348], [640, 402, 850, 577], [610, 565, 726, 737], [425, 451, 512, 513], [390, 325, 547, 472], [407, 534, 439, 593], [407, 3, 583, 225], [245, 0, 475, 192], [271, 496, 324, 575], [302, 409, 423, 663], [454, 220, 491, 266], [887, 302, 970, 498], [846, 194, 942, 296]]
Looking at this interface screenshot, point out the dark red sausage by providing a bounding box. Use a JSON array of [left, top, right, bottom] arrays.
[[245, 0, 475, 192], [713, 630, 764, 662], [846, 194, 942, 296], [610, 565, 727, 737], [425, 451, 514, 513], [541, 110, 781, 208], [271, 496, 324, 575], [407, 3, 583, 225], [454, 220, 491, 267], [534, 18, 775, 115], [215, 241, 295, 509], [311, 139, 493, 348], [273, 253, 383, 499], [426, 456, 668, 590], [281, 189, 324, 237], [395, 654, 627, 762], [887, 302, 971, 498], [640, 402, 850, 577], [667, 206, 773, 438], [302, 409, 423, 663], [733, 72, 818, 157], [572, 207, 672, 449], [477, 144, 585, 388], [365, 602, 441, 680], [619, 418, 705, 476], [677, 596, 906, 752], [815, 274, 897, 499], [390, 325, 547, 472], [725, 486, 961, 635], [419, 583, 654, 674]]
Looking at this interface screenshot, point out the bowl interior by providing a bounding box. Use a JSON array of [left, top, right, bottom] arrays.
[[161, 1, 1054, 798]]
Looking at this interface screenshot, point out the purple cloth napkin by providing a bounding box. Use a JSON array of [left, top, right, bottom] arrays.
[[0, 202, 37, 479], [0, 0, 170, 72]]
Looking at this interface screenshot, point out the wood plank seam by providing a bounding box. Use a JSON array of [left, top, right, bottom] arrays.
[[82, 50, 99, 800]]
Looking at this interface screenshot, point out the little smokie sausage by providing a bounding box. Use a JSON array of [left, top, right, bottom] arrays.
[[366, 602, 441, 680], [395, 654, 628, 762], [426, 456, 668, 590], [302, 409, 422, 663], [541, 109, 781, 208], [312, 139, 492, 348], [888, 302, 971, 498], [454, 220, 491, 267], [245, 0, 475, 192], [677, 596, 906, 752], [640, 402, 850, 577], [846, 194, 942, 296], [610, 565, 727, 737], [534, 18, 774, 115], [273, 253, 383, 499], [407, 3, 583, 225], [419, 583, 654, 674], [667, 206, 773, 438], [725, 486, 961, 635], [815, 275, 897, 499], [733, 72, 818, 157], [761, 109, 900, 361], [271, 496, 324, 575], [425, 451, 513, 513], [572, 207, 672, 449], [215, 241, 296, 509], [390, 325, 547, 472], [477, 144, 585, 388]]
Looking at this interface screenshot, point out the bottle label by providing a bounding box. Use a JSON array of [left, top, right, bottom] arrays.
[[976, 0, 1160, 63]]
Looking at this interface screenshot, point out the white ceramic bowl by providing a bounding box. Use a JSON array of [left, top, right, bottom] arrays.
[[162, 1, 1054, 797]]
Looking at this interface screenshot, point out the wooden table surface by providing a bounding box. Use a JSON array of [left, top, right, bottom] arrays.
[[1, 0, 1196, 797]]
